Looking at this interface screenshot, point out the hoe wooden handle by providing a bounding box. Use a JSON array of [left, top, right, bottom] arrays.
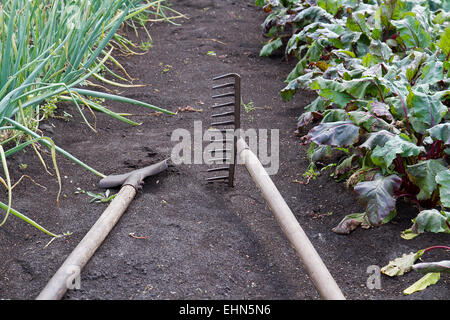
[[36, 159, 169, 300], [36, 185, 137, 300]]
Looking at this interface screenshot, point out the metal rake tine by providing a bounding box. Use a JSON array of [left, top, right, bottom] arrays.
[[206, 175, 229, 182], [212, 111, 235, 118], [211, 120, 235, 126], [206, 73, 241, 188], [209, 148, 232, 154], [210, 138, 234, 143], [212, 82, 234, 90], [207, 167, 230, 172], [212, 92, 235, 99], [208, 128, 233, 134], [213, 73, 238, 81], [209, 157, 231, 162], [212, 102, 234, 109]]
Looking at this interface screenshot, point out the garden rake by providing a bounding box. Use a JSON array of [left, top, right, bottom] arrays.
[[206, 73, 345, 300], [206, 73, 241, 187]]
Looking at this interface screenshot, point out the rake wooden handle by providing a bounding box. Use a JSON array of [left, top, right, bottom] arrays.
[[236, 137, 345, 300]]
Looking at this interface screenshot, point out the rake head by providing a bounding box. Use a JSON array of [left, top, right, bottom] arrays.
[[206, 73, 241, 187]]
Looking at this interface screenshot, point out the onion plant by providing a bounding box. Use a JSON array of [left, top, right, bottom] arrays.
[[0, 0, 182, 237]]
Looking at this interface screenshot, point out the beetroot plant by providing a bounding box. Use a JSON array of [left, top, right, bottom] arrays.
[[257, 0, 449, 236]]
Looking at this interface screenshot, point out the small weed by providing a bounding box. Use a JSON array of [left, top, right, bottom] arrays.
[[87, 189, 117, 203], [320, 163, 337, 174], [41, 98, 58, 119], [242, 99, 256, 113], [139, 40, 152, 51], [158, 62, 172, 73], [75, 187, 116, 204], [62, 111, 73, 122], [303, 163, 319, 181]]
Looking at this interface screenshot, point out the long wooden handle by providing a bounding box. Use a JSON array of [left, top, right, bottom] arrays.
[[36, 185, 137, 300], [236, 137, 345, 300]]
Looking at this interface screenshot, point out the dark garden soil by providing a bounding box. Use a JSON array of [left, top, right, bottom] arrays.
[[0, 0, 448, 301]]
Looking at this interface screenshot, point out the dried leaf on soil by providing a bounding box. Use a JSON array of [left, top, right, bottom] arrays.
[[381, 251, 422, 277], [403, 273, 441, 295]]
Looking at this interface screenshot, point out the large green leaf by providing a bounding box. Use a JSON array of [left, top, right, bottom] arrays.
[[391, 14, 432, 49], [437, 25, 450, 57], [344, 79, 380, 100], [308, 144, 333, 162], [304, 96, 329, 113], [293, 6, 335, 25], [317, 0, 342, 16], [349, 111, 393, 132], [306, 121, 361, 147], [428, 123, 450, 145], [281, 78, 300, 101], [260, 37, 283, 57], [354, 173, 402, 225], [310, 78, 354, 107], [321, 109, 348, 123], [346, 12, 371, 36], [416, 53, 444, 86], [285, 58, 306, 82], [334, 154, 361, 179], [404, 51, 428, 84], [406, 159, 447, 201], [435, 170, 450, 208], [377, 0, 407, 28], [311, 77, 382, 106], [411, 209, 450, 234], [281, 59, 322, 101], [318, 88, 354, 107], [371, 135, 425, 170], [368, 39, 393, 63], [359, 130, 395, 150], [407, 89, 447, 134]]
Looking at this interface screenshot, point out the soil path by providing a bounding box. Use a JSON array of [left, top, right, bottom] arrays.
[[0, 0, 448, 300]]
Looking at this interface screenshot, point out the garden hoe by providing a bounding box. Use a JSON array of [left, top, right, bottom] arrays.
[[36, 158, 170, 300]]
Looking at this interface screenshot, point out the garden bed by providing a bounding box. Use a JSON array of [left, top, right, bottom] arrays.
[[0, 0, 448, 300]]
